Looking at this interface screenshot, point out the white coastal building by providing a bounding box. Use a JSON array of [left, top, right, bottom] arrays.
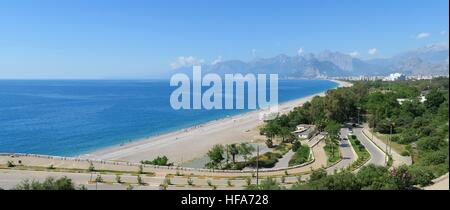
[[293, 124, 315, 139], [384, 73, 406, 81]]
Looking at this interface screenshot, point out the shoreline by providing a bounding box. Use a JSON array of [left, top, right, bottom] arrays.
[[81, 79, 352, 164]]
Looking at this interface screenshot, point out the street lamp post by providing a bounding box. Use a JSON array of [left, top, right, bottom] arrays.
[[389, 123, 394, 155], [256, 144, 259, 188], [385, 119, 391, 165], [357, 107, 361, 125]]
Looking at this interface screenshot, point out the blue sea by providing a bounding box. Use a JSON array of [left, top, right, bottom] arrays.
[[0, 80, 337, 156]]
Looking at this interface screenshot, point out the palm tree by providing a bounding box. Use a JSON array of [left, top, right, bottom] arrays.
[[238, 143, 255, 163], [227, 144, 239, 164], [325, 136, 340, 158], [325, 120, 341, 158], [280, 127, 291, 143]]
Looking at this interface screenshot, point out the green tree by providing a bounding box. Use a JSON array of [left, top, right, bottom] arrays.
[[324, 88, 358, 123], [417, 136, 445, 151], [279, 127, 292, 143], [265, 138, 273, 148], [356, 164, 391, 190], [238, 143, 255, 163], [425, 88, 445, 111], [292, 140, 301, 152], [226, 144, 239, 164], [206, 145, 225, 169], [325, 120, 341, 157]]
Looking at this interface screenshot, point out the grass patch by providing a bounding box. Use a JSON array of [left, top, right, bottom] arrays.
[[248, 152, 282, 168], [346, 135, 371, 171], [372, 131, 407, 154], [324, 144, 341, 165], [288, 145, 310, 166], [273, 143, 292, 155]]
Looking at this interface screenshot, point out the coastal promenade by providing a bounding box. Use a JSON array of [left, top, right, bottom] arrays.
[[0, 129, 362, 190], [0, 80, 356, 189], [83, 80, 353, 165], [0, 135, 351, 190]]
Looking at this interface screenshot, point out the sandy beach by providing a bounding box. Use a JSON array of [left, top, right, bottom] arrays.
[[83, 80, 352, 164]]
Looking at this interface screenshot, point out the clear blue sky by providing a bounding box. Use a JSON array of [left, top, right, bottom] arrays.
[[0, 0, 448, 79]]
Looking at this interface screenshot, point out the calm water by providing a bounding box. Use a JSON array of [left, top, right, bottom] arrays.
[[0, 80, 337, 156]]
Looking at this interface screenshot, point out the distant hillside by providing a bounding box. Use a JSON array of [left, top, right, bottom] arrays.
[[173, 43, 449, 78], [368, 43, 449, 76]]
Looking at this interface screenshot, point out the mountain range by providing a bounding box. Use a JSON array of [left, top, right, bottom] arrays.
[[174, 43, 449, 78]]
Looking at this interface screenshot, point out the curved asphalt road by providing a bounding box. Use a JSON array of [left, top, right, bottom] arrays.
[[353, 127, 386, 167], [362, 124, 412, 167]]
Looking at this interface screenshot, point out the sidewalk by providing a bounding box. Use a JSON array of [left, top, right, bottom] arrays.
[[424, 173, 449, 190]]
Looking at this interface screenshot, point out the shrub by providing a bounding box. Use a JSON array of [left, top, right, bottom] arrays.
[[187, 177, 194, 186], [164, 177, 172, 185], [159, 183, 168, 190], [246, 177, 282, 190], [78, 185, 88, 190], [115, 175, 122, 183], [309, 169, 327, 181], [274, 143, 291, 154], [418, 149, 448, 166], [292, 140, 301, 152], [137, 175, 144, 185], [400, 150, 410, 156], [95, 175, 103, 183], [409, 167, 435, 187], [288, 145, 310, 166], [295, 175, 301, 183], [390, 166, 413, 190], [245, 177, 252, 186], [14, 176, 76, 190], [417, 136, 445, 151], [227, 180, 233, 187], [391, 136, 400, 142], [224, 162, 247, 170], [399, 133, 418, 144], [358, 145, 366, 151], [7, 161, 15, 167], [87, 162, 95, 172], [356, 165, 391, 190], [141, 156, 173, 166], [138, 165, 144, 174], [248, 152, 282, 168]]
